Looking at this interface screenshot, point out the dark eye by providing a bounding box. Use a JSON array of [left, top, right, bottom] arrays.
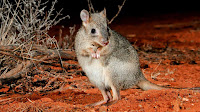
[[91, 28, 96, 34]]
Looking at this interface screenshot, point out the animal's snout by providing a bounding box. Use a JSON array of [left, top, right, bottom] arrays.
[[99, 28, 110, 46], [102, 40, 109, 46], [100, 37, 109, 46]]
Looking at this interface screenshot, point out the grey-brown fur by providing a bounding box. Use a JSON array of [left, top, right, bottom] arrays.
[[75, 9, 165, 106]]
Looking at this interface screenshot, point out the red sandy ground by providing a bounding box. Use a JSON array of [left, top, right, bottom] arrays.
[[1, 12, 200, 111]]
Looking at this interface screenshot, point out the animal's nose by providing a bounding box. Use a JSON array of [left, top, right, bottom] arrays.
[[103, 41, 109, 46], [101, 38, 109, 46], [100, 31, 109, 46]]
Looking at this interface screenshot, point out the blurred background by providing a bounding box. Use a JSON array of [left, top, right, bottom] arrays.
[[46, 0, 200, 25]]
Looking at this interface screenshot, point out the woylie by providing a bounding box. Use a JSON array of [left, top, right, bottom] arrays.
[[75, 9, 199, 106]]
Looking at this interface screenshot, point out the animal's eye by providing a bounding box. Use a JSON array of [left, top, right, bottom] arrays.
[[91, 28, 96, 34]]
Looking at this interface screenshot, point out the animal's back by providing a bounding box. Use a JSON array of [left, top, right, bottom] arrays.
[[102, 30, 146, 90]]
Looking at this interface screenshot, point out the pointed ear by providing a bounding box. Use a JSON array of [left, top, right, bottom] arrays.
[[80, 9, 90, 26], [100, 8, 106, 17]]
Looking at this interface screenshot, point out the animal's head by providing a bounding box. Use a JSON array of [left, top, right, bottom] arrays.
[[80, 9, 110, 46]]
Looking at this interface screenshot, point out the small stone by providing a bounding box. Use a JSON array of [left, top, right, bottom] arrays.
[[188, 60, 197, 64], [170, 60, 181, 65], [138, 104, 142, 108], [182, 98, 189, 101], [99, 106, 108, 112]]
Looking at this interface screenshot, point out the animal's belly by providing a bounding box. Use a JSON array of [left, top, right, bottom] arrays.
[[81, 59, 109, 89]]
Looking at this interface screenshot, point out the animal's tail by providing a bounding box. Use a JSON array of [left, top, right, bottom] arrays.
[[137, 79, 166, 90], [137, 79, 200, 92]]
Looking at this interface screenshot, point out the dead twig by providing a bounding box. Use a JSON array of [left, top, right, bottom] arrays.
[[87, 0, 95, 13], [58, 27, 63, 48], [108, 0, 126, 24], [0, 50, 74, 84], [151, 60, 162, 79], [0, 45, 76, 60], [0, 51, 23, 61], [86, 0, 126, 24], [0, 60, 32, 85], [67, 25, 76, 49], [0, 45, 76, 85]]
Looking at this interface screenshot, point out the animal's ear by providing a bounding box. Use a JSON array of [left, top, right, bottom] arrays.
[[80, 9, 90, 26], [100, 8, 106, 17]]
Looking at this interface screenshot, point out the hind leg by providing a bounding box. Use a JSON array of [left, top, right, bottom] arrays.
[[86, 89, 111, 107], [104, 85, 121, 106], [107, 90, 112, 100]]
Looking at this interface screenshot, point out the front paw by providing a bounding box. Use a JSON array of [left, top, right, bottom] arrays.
[[91, 52, 100, 59]]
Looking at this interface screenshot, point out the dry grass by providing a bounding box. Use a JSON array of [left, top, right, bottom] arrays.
[[0, 0, 69, 46], [0, 0, 75, 94]]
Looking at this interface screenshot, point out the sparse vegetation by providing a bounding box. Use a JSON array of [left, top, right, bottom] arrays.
[[0, 0, 76, 93]]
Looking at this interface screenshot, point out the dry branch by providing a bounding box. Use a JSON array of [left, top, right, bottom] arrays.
[[87, 0, 95, 13], [58, 28, 63, 48], [86, 0, 126, 24], [108, 0, 126, 24], [0, 45, 76, 85], [0, 61, 32, 85], [0, 45, 76, 60], [0, 51, 23, 61]]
